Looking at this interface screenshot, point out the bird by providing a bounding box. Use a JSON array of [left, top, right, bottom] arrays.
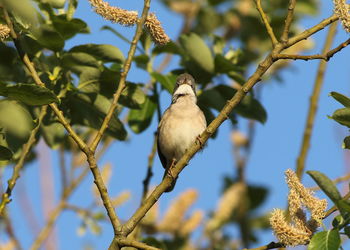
[[157, 73, 207, 192]]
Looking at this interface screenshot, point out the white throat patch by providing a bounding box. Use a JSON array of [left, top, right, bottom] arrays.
[[173, 84, 195, 96]]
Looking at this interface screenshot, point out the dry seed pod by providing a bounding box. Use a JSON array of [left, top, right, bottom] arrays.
[[0, 24, 10, 41], [269, 169, 327, 246]]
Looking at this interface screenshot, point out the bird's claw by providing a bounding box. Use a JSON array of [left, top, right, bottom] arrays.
[[196, 135, 204, 149]]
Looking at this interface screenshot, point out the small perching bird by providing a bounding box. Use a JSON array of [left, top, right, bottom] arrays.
[[157, 73, 207, 192]]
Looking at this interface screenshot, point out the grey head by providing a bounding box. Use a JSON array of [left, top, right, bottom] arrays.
[[172, 73, 197, 103]]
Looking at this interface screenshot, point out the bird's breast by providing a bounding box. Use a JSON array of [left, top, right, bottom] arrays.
[[158, 101, 206, 161]]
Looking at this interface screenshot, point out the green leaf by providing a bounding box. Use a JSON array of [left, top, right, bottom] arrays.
[[0, 100, 34, 152], [335, 199, 350, 218], [143, 237, 168, 249], [0, 145, 13, 160], [70, 44, 124, 63], [330, 108, 350, 128], [332, 215, 343, 228], [210, 85, 267, 123], [100, 25, 144, 53], [198, 86, 236, 125], [28, 24, 64, 51], [79, 67, 121, 99], [343, 136, 350, 150], [41, 121, 65, 149], [0, 83, 59, 105], [330, 92, 350, 108], [62, 52, 100, 74], [344, 226, 350, 238], [67, 93, 127, 140], [52, 15, 89, 40], [42, 0, 66, 9], [236, 95, 267, 123], [2, 0, 38, 26], [133, 54, 149, 70], [152, 41, 184, 56], [307, 171, 342, 203], [308, 230, 340, 250], [214, 54, 242, 74], [180, 33, 215, 73], [151, 72, 177, 93], [247, 185, 269, 210], [128, 96, 156, 133], [119, 83, 146, 109]]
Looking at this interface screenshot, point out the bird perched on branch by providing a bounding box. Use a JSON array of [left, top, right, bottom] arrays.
[[157, 73, 207, 192]]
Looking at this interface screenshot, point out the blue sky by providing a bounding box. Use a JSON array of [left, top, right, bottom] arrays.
[[2, 0, 350, 249]]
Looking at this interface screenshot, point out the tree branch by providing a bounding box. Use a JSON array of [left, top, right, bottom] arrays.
[[254, 0, 278, 46], [274, 37, 350, 61], [287, 15, 339, 47], [295, 22, 338, 180], [0, 106, 47, 215], [281, 0, 296, 43], [89, 0, 152, 152]]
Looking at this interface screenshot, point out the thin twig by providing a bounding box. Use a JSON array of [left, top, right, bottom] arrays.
[[0, 106, 48, 215], [295, 22, 338, 180], [287, 15, 339, 47], [90, 0, 152, 152], [281, 0, 296, 43], [254, 0, 278, 46], [274, 37, 350, 61]]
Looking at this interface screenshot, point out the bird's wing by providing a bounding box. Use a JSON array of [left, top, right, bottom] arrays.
[[157, 108, 170, 169], [157, 133, 168, 169]]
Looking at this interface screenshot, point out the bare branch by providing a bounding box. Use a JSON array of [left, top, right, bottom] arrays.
[[254, 0, 278, 46], [295, 22, 338, 180], [90, 0, 152, 152], [274, 37, 350, 61], [286, 15, 339, 47], [281, 0, 296, 43]]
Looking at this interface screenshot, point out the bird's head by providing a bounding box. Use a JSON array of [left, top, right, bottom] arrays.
[[172, 73, 197, 103]]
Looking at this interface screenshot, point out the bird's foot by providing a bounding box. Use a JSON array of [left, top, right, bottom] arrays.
[[196, 135, 205, 149], [166, 158, 177, 180]]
